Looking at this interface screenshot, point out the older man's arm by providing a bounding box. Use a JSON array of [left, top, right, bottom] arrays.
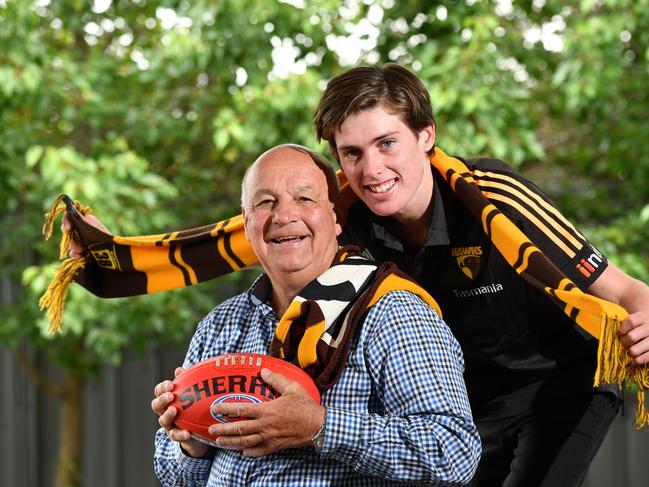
[[152, 306, 225, 487], [153, 428, 214, 487], [211, 290, 480, 484], [320, 291, 481, 485]]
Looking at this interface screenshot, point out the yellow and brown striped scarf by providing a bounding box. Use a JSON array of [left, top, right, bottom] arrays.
[[270, 246, 441, 392], [40, 147, 648, 427]]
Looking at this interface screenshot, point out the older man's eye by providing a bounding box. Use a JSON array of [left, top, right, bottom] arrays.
[[255, 199, 274, 208]]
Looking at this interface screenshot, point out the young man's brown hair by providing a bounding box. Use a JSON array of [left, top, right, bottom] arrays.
[[313, 64, 436, 158]]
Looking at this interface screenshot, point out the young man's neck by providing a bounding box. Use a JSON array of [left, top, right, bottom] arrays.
[[388, 163, 435, 249], [387, 193, 435, 250]]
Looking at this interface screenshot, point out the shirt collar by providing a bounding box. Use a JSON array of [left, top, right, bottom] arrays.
[[248, 274, 276, 316], [368, 166, 450, 250]]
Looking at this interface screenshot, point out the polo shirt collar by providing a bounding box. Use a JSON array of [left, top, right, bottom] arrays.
[[368, 167, 450, 251]]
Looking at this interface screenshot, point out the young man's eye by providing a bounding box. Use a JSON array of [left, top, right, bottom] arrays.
[[381, 140, 394, 149], [344, 149, 359, 160]]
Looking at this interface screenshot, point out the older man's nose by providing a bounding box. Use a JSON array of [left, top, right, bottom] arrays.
[[272, 199, 298, 224]]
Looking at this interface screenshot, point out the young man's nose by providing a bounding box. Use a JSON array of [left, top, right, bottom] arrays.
[[363, 151, 385, 177]]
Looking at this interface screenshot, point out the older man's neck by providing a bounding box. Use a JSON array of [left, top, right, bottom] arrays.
[[265, 269, 313, 316], [267, 248, 339, 316], [270, 283, 307, 316], [269, 264, 333, 316]]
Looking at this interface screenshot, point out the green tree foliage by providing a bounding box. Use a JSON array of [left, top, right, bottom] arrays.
[[1, 0, 647, 485], [362, 0, 649, 280]]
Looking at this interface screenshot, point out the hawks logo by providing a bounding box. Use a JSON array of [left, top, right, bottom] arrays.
[[451, 246, 482, 280], [89, 248, 119, 270]]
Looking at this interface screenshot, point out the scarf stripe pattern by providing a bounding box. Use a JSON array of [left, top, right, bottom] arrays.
[[40, 195, 258, 306], [41, 149, 648, 427], [269, 246, 442, 392], [428, 148, 647, 427]]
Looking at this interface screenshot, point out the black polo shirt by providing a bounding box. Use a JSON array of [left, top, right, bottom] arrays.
[[340, 156, 608, 420]]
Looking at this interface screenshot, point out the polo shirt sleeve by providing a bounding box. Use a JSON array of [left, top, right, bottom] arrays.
[[319, 291, 481, 484]]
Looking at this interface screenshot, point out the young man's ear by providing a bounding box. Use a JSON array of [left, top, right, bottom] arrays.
[[418, 124, 436, 152]]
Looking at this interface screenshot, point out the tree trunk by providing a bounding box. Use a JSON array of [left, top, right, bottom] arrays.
[[55, 370, 84, 487]]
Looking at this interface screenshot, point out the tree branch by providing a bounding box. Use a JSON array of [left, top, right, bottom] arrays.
[[12, 347, 65, 398]]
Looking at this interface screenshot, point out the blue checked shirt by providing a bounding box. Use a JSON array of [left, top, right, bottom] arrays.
[[154, 275, 480, 486]]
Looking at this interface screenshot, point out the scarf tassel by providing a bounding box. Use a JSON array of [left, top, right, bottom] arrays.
[[595, 316, 649, 430], [39, 195, 93, 334]]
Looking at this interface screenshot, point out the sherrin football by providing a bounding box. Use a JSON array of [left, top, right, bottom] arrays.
[[170, 353, 321, 446]]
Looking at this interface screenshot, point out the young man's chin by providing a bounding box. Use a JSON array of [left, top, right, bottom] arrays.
[[362, 197, 402, 218]]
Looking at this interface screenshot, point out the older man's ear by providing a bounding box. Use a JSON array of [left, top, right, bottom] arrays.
[[242, 207, 250, 242], [335, 219, 342, 237]]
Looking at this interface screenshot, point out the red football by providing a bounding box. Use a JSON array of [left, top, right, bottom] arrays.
[[170, 353, 321, 446]]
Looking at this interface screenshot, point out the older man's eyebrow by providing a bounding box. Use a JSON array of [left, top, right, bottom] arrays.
[[296, 185, 330, 200], [250, 184, 320, 200], [296, 184, 317, 193], [252, 188, 274, 199]]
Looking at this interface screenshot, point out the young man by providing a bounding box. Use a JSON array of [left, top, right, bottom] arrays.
[[150, 144, 481, 486], [313, 64, 649, 486]]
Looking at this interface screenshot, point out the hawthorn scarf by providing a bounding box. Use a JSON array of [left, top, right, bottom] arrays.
[[41, 147, 648, 427], [270, 246, 441, 392]]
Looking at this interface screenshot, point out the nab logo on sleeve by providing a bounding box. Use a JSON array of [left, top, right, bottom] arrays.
[[575, 246, 604, 278]]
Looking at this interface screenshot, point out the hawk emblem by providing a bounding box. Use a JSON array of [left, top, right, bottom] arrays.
[[451, 246, 482, 280]]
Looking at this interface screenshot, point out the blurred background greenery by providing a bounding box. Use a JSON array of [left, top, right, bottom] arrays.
[[1, 0, 648, 485]]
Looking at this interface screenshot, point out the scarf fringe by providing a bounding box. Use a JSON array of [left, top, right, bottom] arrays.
[[38, 257, 88, 333], [594, 316, 649, 430], [637, 391, 648, 430], [40, 195, 93, 333]]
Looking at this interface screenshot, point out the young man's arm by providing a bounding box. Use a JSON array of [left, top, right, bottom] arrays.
[[470, 158, 649, 364], [589, 263, 649, 364]]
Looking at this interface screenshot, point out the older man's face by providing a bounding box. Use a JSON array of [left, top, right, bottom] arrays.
[[242, 147, 341, 286]]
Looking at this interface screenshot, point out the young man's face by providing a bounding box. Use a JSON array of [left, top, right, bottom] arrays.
[[242, 147, 341, 287], [334, 105, 435, 223]]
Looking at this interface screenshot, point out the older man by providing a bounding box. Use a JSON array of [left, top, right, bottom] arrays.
[[150, 144, 480, 486]]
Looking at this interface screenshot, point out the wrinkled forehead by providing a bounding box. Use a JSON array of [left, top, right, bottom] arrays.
[[255, 146, 315, 170], [244, 147, 328, 198]]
